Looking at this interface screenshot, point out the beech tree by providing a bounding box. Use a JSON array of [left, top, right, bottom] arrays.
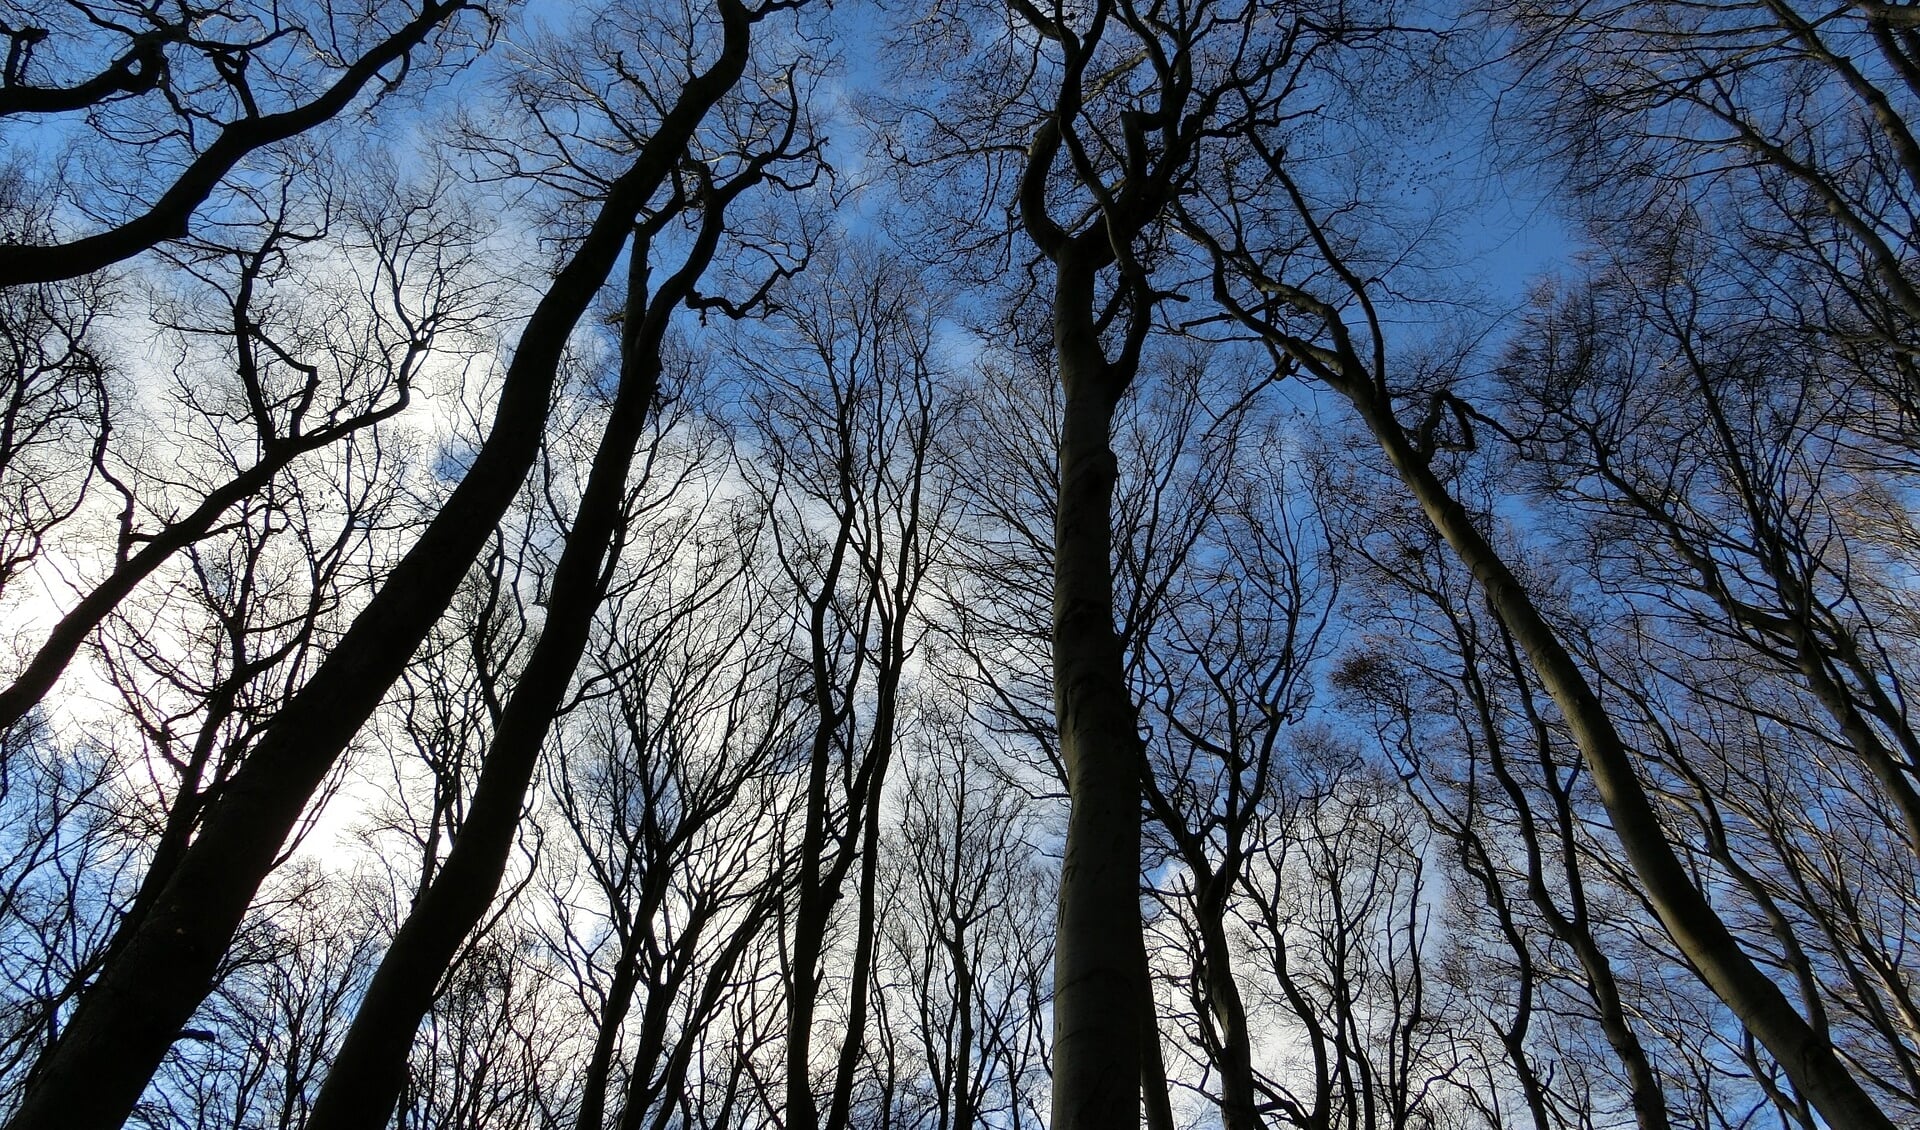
[[1, 1, 822, 1125], [7, 0, 1920, 1127], [1330, 493, 1683, 1130], [727, 243, 952, 1130], [924, 4, 1401, 1122]]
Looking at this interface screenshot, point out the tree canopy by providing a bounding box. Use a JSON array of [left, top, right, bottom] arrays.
[[3, 1, 1919, 1128]]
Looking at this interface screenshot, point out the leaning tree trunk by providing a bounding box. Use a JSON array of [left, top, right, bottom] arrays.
[[301, 132, 772, 1130], [1338, 381, 1897, 1130], [1202, 184, 1893, 1121], [1, 20, 756, 1129]]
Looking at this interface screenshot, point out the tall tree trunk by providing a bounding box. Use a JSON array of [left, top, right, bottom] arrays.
[[783, 522, 855, 1130], [578, 936, 644, 1130], [302, 146, 764, 1130], [1339, 383, 1896, 1130], [300, 307, 659, 1130], [1, 21, 754, 1128], [1485, 624, 1672, 1130], [1049, 260, 1152, 1130], [1195, 879, 1260, 1130], [824, 657, 900, 1130]]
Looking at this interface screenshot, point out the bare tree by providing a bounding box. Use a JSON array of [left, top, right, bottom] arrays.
[[0, 0, 488, 283], [1329, 491, 1679, 1130], [301, 29, 822, 1124], [8, 3, 1920, 1128], [139, 865, 378, 1130], [726, 241, 955, 1130], [871, 687, 1055, 1130], [391, 929, 575, 1130], [1104, 351, 1332, 1130], [0, 177, 113, 608], [0, 719, 125, 1106], [0, 163, 453, 1121], [1181, 73, 1899, 1115], [893, 4, 1432, 1122], [527, 405, 800, 1130], [0, 157, 490, 736], [3, 2, 808, 1124], [1229, 749, 1457, 1130]]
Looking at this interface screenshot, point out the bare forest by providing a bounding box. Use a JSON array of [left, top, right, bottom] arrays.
[[2, 1, 1918, 1128]]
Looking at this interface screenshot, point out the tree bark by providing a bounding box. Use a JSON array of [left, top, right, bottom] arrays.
[[1048, 258, 1152, 1130]]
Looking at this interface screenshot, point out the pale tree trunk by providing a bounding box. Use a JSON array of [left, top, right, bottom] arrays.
[[1486, 626, 1673, 1130]]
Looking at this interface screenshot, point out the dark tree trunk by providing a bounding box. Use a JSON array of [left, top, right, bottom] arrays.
[[1, 20, 755, 1125], [300, 104, 768, 1129], [1048, 258, 1151, 1130]]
